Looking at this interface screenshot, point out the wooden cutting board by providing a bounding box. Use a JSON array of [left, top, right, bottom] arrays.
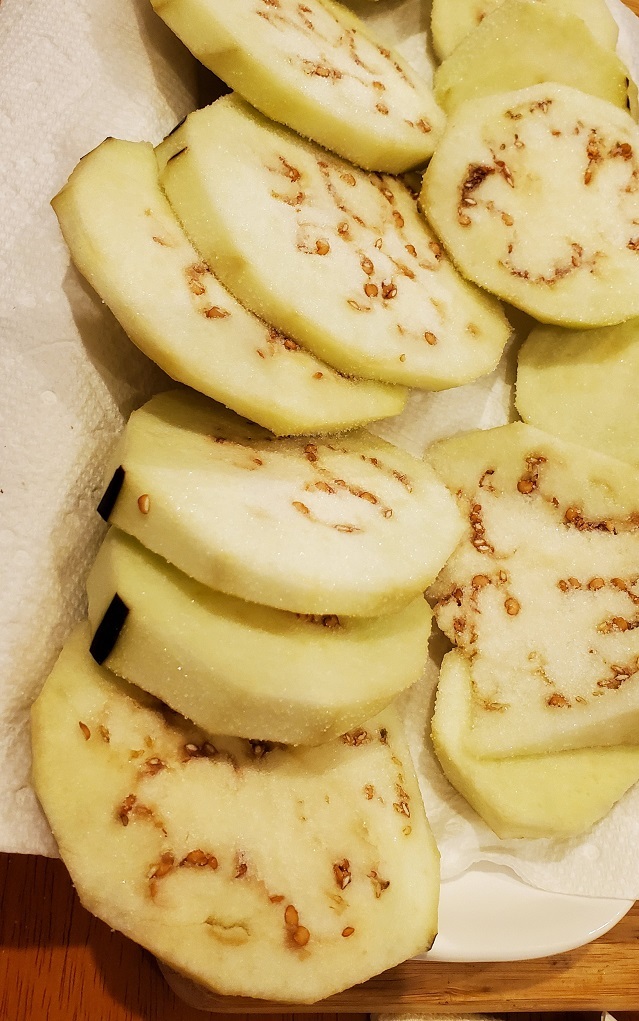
[[2, 857, 636, 1016], [2, 854, 639, 1017], [2, 849, 636, 1016]]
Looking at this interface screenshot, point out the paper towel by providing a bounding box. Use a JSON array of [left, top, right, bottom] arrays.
[[0, 0, 196, 853], [3, 0, 639, 903]]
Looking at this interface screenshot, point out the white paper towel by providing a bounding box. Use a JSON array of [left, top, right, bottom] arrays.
[[0, 0, 196, 853], [2, 0, 639, 903]]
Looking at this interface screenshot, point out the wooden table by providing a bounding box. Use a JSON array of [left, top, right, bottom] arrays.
[[2, 853, 639, 1018]]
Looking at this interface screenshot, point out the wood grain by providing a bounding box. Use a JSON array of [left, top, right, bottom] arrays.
[[2, 854, 639, 1018]]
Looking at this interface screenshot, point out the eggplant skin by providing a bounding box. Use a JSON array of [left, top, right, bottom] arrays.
[[89, 593, 129, 666], [97, 465, 125, 522]]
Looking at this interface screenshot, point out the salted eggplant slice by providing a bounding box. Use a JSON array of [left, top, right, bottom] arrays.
[[422, 83, 639, 327], [150, 0, 444, 172], [157, 96, 510, 390], [52, 138, 405, 437], [102, 389, 464, 617], [427, 422, 639, 757], [432, 651, 639, 838], [31, 624, 440, 1004]]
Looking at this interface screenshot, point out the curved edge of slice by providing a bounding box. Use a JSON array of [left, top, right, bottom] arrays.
[[150, 0, 444, 173], [432, 650, 639, 839], [51, 136, 406, 436], [427, 422, 639, 757], [433, 0, 631, 116], [430, 0, 619, 63], [515, 318, 639, 468], [86, 527, 433, 745], [31, 624, 440, 1004]]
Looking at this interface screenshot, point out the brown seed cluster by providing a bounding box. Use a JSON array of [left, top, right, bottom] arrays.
[[597, 661, 638, 690], [204, 305, 230, 319], [479, 698, 510, 713], [248, 739, 281, 759], [150, 851, 175, 882], [546, 693, 571, 708], [284, 904, 310, 948], [181, 849, 219, 870], [472, 574, 490, 589], [393, 783, 410, 818], [368, 869, 391, 898], [504, 597, 520, 616], [182, 740, 218, 761], [141, 756, 166, 777], [458, 163, 494, 225], [478, 468, 495, 491], [185, 262, 208, 296], [118, 793, 137, 826], [564, 506, 616, 533], [557, 576, 581, 592], [469, 502, 494, 554], [342, 727, 370, 746], [333, 858, 352, 889], [516, 454, 546, 495], [598, 616, 635, 634], [296, 612, 341, 628]]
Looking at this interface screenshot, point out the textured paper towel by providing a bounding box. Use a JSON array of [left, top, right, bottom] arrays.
[[3, 0, 639, 901], [0, 0, 196, 853]]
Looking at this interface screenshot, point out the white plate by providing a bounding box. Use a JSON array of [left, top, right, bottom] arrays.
[[423, 863, 634, 962]]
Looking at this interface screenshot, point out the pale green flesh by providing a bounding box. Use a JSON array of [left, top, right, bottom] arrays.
[[427, 422, 639, 757], [158, 96, 511, 390], [433, 651, 639, 839], [31, 625, 440, 1004], [430, 0, 619, 62], [105, 390, 465, 617], [516, 319, 639, 468], [422, 83, 639, 327], [87, 528, 432, 745], [433, 0, 630, 115], [150, 0, 444, 173], [51, 137, 405, 436]]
